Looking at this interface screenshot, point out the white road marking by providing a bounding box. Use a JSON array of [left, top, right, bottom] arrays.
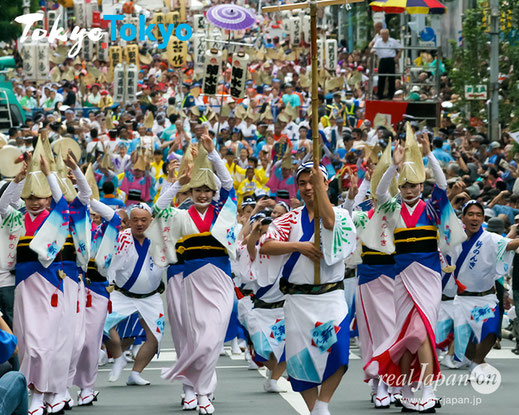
[[154, 351, 177, 362], [225, 349, 247, 360], [257, 367, 310, 415], [98, 365, 249, 372], [487, 347, 519, 359]]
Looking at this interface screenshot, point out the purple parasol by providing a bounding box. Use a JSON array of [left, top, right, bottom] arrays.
[[206, 4, 256, 31]]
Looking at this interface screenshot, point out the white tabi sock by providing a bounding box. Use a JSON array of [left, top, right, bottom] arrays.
[[311, 400, 330, 415], [371, 377, 379, 394], [402, 384, 414, 399], [108, 354, 127, 382], [127, 370, 150, 386], [183, 383, 196, 402], [30, 391, 44, 411], [422, 384, 435, 400]]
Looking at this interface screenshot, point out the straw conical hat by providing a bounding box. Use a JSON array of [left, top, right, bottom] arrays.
[[285, 51, 296, 61], [100, 145, 114, 170], [51, 69, 62, 83], [21, 137, 52, 199], [191, 86, 201, 98], [86, 64, 101, 79], [300, 74, 311, 89], [326, 77, 344, 93], [98, 72, 109, 84], [52, 137, 82, 163], [167, 105, 179, 117], [285, 103, 299, 120], [56, 153, 78, 202], [133, 150, 148, 171], [277, 111, 290, 123], [62, 68, 76, 82], [140, 53, 153, 65], [43, 135, 57, 173], [0, 146, 22, 178], [366, 143, 382, 164], [261, 104, 273, 121], [220, 103, 231, 118], [374, 113, 396, 136], [83, 72, 96, 86], [49, 50, 67, 65], [234, 105, 247, 120], [189, 143, 217, 191], [245, 107, 258, 122], [144, 111, 154, 129], [370, 142, 398, 202], [398, 123, 425, 186], [348, 71, 362, 88], [105, 110, 114, 130], [206, 108, 217, 121], [266, 49, 278, 60], [85, 163, 100, 200], [281, 146, 292, 170], [178, 144, 196, 193], [251, 69, 262, 86]]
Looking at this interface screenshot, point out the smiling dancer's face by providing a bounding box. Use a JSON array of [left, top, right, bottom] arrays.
[[462, 205, 484, 236], [25, 196, 50, 215], [192, 186, 214, 208]]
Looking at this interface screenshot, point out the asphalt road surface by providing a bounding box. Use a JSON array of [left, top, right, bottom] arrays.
[[68, 335, 517, 415]]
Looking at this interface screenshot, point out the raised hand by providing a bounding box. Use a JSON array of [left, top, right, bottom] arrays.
[[64, 152, 78, 170], [348, 171, 359, 200], [393, 141, 405, 167], [191, 145, 199, 160], [167, 159, 179, 182], [418, 132, 431, 156], [364, 162, 374, 181], [14, 161, 28, 183], [251, 220, 262, 236], [178, 163, 192, 186], [200, 127, 215, 153], [40, 155, 51, 177]]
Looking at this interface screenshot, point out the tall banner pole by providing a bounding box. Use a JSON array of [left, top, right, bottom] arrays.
[[262, 0, 363, 285], [310, 1, 321, 284]]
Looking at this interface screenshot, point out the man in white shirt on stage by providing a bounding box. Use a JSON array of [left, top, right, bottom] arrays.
[[372, 29, 402, 100]]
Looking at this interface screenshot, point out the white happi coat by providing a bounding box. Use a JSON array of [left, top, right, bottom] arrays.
[[257, 206, 356, 286], [108, 229, 163, 295], [256, 206, 356, 389], [449, 228, 513, 360], [105, 228, 165, 342], [450, 229, 512, 294]]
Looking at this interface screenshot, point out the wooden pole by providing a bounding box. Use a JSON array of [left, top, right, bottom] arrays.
[[261, 0, 363, 284], [310, 2, 321, 285]]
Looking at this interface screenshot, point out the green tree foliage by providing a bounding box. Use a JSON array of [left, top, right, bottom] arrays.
[[450, 0, 519, 129], [449, 7, 488, 124], [0, 0, 38, 42]]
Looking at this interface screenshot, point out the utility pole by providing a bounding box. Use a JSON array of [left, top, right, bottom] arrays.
[[489, 0, 500, 141], [22, 0, 31, 15]]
